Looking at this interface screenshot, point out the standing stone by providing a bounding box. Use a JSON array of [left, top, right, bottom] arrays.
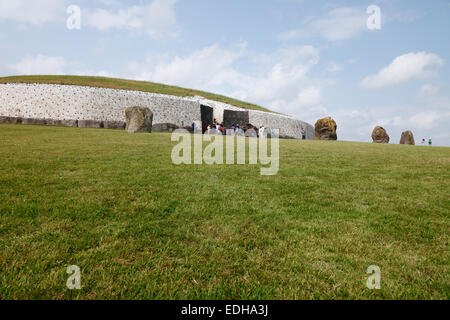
[[125, 106, 153, 133], [400, 130, 415, 145], [315, 117, 337, 140], [372, 126, 390, 143]]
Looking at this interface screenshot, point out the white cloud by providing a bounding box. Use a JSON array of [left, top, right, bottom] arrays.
[[419, 83, 440, 97], [0, 0, 177, 38], [10, 55, 66, 75], [74, 70, 117, 78], [85, 0, 177, 38], [407, 111, 441, 130], [0, 63, 16, 77], [131, 43, 245, 88], [124, 43, 326, 122], [361, 52, 444, 89], [0, 0, 66, 25], [278, 7, 367, 42], [326, 62, 343, 73]]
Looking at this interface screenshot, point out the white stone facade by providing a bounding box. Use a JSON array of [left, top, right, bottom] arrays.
[[0, 83, 314, 139]]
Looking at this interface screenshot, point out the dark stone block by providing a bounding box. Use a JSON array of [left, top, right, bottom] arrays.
[[0, 116, 22, 124], [60, 120, 79, 127], [152, 123, 179, 132], [104, 121, 126, 129], [22, 118, 47, 125], [223, 110, 249, 128], [46, 119, 78, 127], [201, 105, 214, 125], [78, 120, 104, 128]]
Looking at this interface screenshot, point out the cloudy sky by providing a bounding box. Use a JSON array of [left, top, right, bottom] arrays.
[[1, 0, 449, 146]]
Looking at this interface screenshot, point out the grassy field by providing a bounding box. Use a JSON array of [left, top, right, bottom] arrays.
[[0, 75, 272, 113], [0, 124, 448, 300]]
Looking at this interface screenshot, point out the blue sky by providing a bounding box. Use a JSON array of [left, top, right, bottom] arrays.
[[1, 0, 449, 146]]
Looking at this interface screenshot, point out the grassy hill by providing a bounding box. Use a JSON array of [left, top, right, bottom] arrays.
[[0, 124, 448, 299], [0, 75, 272, 113]]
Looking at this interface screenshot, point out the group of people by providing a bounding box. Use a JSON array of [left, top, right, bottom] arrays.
[[206, 121, 246, 136], [421, 138, 433, 146], [195, 120, 276, 138], [192, 120, 308, 139]]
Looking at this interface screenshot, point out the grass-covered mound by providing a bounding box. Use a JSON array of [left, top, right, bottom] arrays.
[[0, 124, 448, 299], [0, 75, 271, 112]]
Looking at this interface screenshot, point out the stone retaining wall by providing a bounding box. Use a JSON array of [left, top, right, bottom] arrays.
[[0, 83, 314, 139]]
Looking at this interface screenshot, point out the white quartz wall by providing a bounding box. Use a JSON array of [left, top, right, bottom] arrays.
[[0, 84, 201, 127], [249, 110, 314, 139], [0, 83, 314, 139]]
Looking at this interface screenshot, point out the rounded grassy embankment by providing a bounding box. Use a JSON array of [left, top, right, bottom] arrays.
[[0, 124, 448, 299], [0, 75, 272, 113]]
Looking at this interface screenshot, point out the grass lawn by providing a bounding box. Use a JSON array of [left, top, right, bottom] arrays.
[[0, 75, 272, 113], [0, 124, 448, 299]]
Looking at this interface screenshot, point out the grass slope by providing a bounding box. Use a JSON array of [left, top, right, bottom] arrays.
[[0, 124, 448, 299], [0, 75, 272, 113]]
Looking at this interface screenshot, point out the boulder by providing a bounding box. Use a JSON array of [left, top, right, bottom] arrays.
[[400, 130, 415, 145], [125, 107, 153, 133], [372, 126, 390, 143], [315, 117, 337, 140]]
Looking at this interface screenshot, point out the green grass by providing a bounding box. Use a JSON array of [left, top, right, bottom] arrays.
[[0, 75, 272, 113], [0, 124, 449, 300]]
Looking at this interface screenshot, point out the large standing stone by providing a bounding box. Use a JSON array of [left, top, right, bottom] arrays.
[[315, 117, 337, 140], [125, 107, 153, 133], [400, 130, 415, 145], [372, 126, 390, 143]]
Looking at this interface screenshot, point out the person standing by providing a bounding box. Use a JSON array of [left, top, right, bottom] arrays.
[[429, 138, 432, 146], [301, 127, 306, 140], [259, 126, 265, 138]]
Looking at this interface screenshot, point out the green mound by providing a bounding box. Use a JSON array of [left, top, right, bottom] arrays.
[[0, 75, 272, 113], [0, 124, 448, 299]]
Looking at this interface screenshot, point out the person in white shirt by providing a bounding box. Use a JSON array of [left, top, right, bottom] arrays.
[[259, 126, 265, 138]]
